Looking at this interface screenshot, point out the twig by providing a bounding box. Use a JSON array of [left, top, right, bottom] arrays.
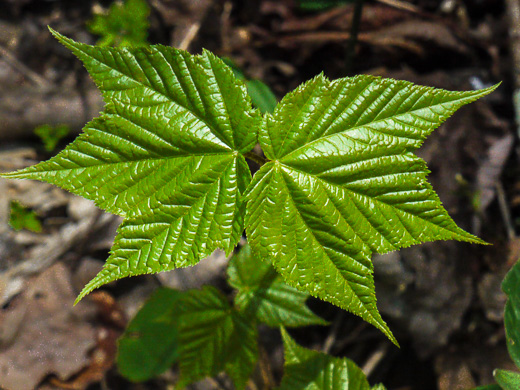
[[258, 344, 275, 390], [178, 23, 201, 51], [361, 343, 388, 377], [0, 44, 53, 91], [221, 1, 233, 54], [345, 0, 366, 75], [375, 0, 421, 13], [208, 374, 233, 390], [322, 311, 344, 354], [496, 182, 516, 240], [330, 322, 368, 352], [244, 151, 268, 167]]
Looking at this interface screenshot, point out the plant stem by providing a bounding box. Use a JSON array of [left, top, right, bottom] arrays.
[[244, 151, 268, 167], [345, 0, 366, 75]]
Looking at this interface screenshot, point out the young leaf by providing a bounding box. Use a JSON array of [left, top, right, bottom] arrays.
[[224, 58, 277, 113], [88, 0, 150, 47], [175, 286, 258, 390], [503, 260, 520, 369], [34, 124, 70, 152], [246, 74, 496, 345], [278, 328, 370, 390], [117, 288, 181, 382], [1, 30, 260, 302], [246, 79, 278, 114], [8, 200, 42, 233], [228, 244, 328, 327], [494, 369, 520, 390]]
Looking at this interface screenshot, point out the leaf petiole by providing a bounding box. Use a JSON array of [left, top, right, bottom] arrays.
[[244, 151, 268, 167]]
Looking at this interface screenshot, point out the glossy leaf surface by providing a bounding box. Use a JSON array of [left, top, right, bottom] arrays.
[[246, 74, 496, 344], [228, 244, 328, 327], [175, 286, 258, 390], [2, 30, 260, 301], [278, 328, 370, 390]]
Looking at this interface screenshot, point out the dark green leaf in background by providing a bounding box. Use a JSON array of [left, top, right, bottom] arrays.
[[117, 288, 181, 382], [224, 58, 277, 114], [175, 286, 258, 390], [278, 328, 370, 390], [298, 0, 355, 11], [228, 244, 328, 327], [245, 79, 278, 114], [503, 260, 520, 369]]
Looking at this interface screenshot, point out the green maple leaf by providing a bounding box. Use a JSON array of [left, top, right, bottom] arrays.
[[278, 328, 370, 390], [245, 74, 496, 345], [0, 30, 496, 344], [2, 29, 260, 302]]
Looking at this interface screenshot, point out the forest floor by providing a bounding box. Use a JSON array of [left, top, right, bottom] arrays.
[[0, 0, 518, 389]]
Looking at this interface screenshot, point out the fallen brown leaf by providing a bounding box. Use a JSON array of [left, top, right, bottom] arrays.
[[0, 263, 97, 390]]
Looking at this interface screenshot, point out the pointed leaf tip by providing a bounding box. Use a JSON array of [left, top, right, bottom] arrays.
[[247, 74, 495, 344]]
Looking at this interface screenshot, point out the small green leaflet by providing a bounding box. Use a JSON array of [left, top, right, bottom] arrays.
[[175, 286, 258, 390], [117, 288, 181, 382], [278, 328, 370, 390], [118, 286, 258, 387], [2, 29, 260, 303], [246, 74, 496, 345], [228, 244, 328, 327]]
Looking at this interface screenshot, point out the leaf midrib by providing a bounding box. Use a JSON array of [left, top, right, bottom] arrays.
[[279, 95, 475, 162], [278, 162, 472, 241], [274, 166, 382, 326], [7, 151, 235, 176], [69, 38, 238, 151]]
